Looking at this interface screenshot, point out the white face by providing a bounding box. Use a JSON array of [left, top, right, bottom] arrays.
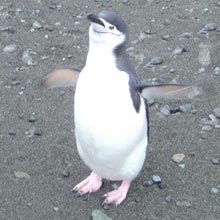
[[89, 18, 126, 48]]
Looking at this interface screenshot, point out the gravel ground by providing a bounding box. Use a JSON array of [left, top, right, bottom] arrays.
[[0, 0, 220, 220]]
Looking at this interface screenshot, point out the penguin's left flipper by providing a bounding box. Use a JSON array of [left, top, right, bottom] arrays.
[[42, 68, 80, 88], [137, 83, 201, 101]]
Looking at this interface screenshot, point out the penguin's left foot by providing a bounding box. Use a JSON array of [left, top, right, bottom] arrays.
[[102, 180, 130, 206]]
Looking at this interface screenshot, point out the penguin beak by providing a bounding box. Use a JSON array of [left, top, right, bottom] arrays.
[[87, 14, 107, 33], [87, 14, 105, 27]]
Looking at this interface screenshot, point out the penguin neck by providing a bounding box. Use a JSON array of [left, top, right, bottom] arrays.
[[86, 40, 126, 70]]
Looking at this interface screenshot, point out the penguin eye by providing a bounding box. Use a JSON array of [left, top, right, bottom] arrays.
[[109, 25, 115, 30]]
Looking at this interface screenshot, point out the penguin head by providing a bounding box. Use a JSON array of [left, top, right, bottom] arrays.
[[87, 11, 128, 49]]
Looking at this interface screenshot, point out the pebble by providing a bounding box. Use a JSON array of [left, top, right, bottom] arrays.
[[211, 158, 220, 165], [152, 175, 162, 183], [179, 104, 192, 113], [91, 209, 113, 220], [14, 171, 30, 179], [162, 35, 171, 41], [53, 207, 59, 212], [214, 67, 220, 75], [210, 187, 218, 194], [178, 163, 186, 169], [122, 0, 129, 4], [149, 57, 163, 65], [62, 170, 70, 177], [8, 130, 16, 136], [176, 201, 192, 208], [29, 127, 42, 136], [0, 26, 16, 34], [209, 114, 219, 124], [3, 44, 17, 53], [158, 181, 167, 189], [160, 105, 171, 116], [213, 107, 220, 119], [201, 125, 213, 132], [172, 153, 185, 163], [22, 48, 37, 66], [28, 115, 37, 123], [180, 32, 192, 38], [143, 180, 154, 187], [173, 46, 186, 55], [203, 23, 217, 31], [165, 195, 172, 203], [32, 21, 42, 29]]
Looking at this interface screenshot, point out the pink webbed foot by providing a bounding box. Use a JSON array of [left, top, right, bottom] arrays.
[[72, 171, 102, 196], [102, 180, 131, 206]]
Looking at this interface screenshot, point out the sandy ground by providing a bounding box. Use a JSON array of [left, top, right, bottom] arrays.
[[0, 0, 220, 219]]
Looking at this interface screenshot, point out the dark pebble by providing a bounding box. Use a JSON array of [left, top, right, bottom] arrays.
[[62, 170, 70, 177], [30, 127, 42, 136], [28, 115, 37, 123], [149, 57, 163, 65], [158, 181, 167, 189], [8, 130, 16, 136], [211, 158, 220, 165], [0, 26, 16, 34]]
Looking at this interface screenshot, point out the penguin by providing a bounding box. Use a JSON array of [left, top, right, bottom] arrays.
[[43, 11, 200, 206]]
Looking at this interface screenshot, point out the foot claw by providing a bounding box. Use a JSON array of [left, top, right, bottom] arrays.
[[72, 172, 102, 198], [102, 180, 131, 206]]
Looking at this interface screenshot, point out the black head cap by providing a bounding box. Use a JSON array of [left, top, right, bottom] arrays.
[[98, 11, 128, 34]]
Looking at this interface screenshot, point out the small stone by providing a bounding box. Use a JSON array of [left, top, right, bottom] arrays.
[[28, 115, 37, 123], [213, 107, 220, 119], [172, 153, 185, 163], [209, 114, 219, 124], [53, 207, 59, 212], [162, 35, 171, 40], [152, 175, 161, 183], [180, 32, 192, 38], [211, 158, 220, 165], [60, 90, 65, 96], [62, 170, 70, 177], [170, 68, 175, 73], [210, 187, 218, 194], [158, 181, 167, 189], [160, 105, 171, 116], [0, 26, 16, 34], [8, 130, 16, 136], [165, 195, 172, 203], [32, 21, 42, 29], [178, 164, 186, 169], [203, 23, 217, 31], [179, 104, 192, 113], [214, 67, 220, 75], [29, 127, 42, 136], [14, 171, 30, 179], [122, 0, 129, 4], [22, 48, 37, 66], [143, 180, 154, 187], [91, 209, 113, 220], [149, 57, 163, 65], [201, 125, 213, 132], [11, 81, 21, 86], [173, 46, 186, 55], [3, 44, 17, 53], [176, 201, 192, 208]]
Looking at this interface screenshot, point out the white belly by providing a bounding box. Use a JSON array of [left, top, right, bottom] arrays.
[[74, 66, 148, 181]]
